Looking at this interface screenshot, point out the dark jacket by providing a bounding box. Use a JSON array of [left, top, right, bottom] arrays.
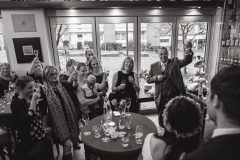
[[185, 134, 240, 160], [146, 53, 193, 107]]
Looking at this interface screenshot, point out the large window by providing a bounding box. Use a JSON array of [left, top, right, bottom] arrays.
[[0, 19, 8, 63], [50, 16, 210, 112], [177, 19, 208, 86], [50, 17, 95, 71], [96, 17, 137, 89]]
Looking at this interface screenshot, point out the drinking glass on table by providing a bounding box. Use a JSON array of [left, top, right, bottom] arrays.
[[119, 99, 126, 117], [92, 125, 101, 138], [125, 113, 132, 130], [135, 125, 143, 144], [82, 113, 89, 125], [82, 113, 91, 136], [125, 97, 131, 113], [121, 133, 130, 147], [101, 120, 110, 142]]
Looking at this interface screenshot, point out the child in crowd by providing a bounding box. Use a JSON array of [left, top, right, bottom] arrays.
[[81, 74, 101, 119]]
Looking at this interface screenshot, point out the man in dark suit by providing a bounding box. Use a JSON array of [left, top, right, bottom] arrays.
[[146, 43, 193, 126], [185, 66, 240, 160]]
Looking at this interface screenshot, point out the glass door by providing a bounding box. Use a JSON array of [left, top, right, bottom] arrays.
[[50, 17, 96, 71], [96, 17, 137, 88], [0, 19, 8, 63], [138, 17, 176, 112], [176, 16, 210, 87]]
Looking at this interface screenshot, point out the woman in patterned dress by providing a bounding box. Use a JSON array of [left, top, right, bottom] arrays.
[[11, 75, 54, 160], [40, 66, 80, 160]]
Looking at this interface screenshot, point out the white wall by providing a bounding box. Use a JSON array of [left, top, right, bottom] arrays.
[[1, 9, 54, 75], [207, 8, 224, 81]]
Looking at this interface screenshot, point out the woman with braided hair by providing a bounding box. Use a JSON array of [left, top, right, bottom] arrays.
[[140, 96, 202, 160]]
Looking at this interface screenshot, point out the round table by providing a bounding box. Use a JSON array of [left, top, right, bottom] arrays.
[[81, 113, 157, 160]]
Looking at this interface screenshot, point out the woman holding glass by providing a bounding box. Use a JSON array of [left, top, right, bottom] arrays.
[[112, 57, 140, 113], [40, 66, 80, 160], [76, 62, 90, 121], [88, 56, 109, 116], [10, 75, 54, 160]]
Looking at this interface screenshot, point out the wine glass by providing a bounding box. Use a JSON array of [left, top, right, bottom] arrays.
[[121, 133, 130, 147], [82, 113, 91, 136], [0, 102, 5, 113], [135, 125, 144, 144], [125, 97, 131, 113], [103, 66, 110, 76], [34, 50, 39, 57], [82, 113, 89, 126], [4, 90, 11, 105]]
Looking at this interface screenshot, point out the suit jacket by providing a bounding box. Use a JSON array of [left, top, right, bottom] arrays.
[[146, 53, 193, 107], [185, 134, 240, 160]]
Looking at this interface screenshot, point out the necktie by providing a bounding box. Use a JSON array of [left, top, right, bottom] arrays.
[[162, 63, 166, 72]]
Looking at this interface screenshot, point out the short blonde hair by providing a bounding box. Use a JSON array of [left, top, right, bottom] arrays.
[[120, 56, 134, 72]]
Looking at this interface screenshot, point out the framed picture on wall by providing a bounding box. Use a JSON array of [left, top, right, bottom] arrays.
[[13, 37, 43, 64], [11, 14, 37, 32]]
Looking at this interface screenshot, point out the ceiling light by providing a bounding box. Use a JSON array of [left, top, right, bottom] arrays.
[[197, 6, 201, 9], [159, 6, 162, 9]]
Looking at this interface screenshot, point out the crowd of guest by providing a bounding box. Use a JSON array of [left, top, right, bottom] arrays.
[[1, 43, 239, 160]]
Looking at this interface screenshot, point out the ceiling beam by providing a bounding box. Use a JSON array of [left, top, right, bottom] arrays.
[[0, 1, 224, 9]]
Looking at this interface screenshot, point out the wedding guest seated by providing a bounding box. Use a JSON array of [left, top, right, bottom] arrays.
[[0, 63, 18, 97], [40, 66, 80, 160], [27, 57, 44, 84], [11, 75, 54, 160], [140, 96, 202, 160], [112, 56, 140, 113], [185, 66, 240, 160]]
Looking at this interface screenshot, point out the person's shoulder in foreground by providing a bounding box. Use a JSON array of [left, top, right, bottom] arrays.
[[185, 66, 240, 160]]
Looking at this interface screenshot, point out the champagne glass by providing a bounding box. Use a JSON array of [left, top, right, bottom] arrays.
[[4, 90, 11, 105], [101, 120, 110, 143], [125, 97, 131, 113], [0, 102, 5, 113], [121, 133, 130, 147], [82, 113, 91, 136], [82, 113, 89, 126], [34, 50, 39, 57], [135, 125, 144, 144]]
